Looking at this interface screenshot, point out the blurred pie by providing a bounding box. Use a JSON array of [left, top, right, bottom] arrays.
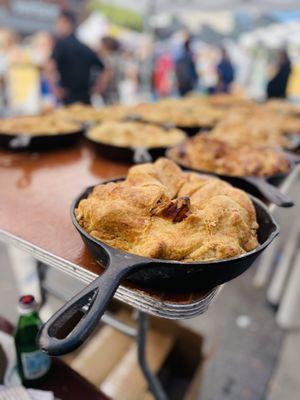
[[169, 135, 290, 177], [86, 121, 186, 148], [264, 99, 300, 116], [205, 93, 254, 109], [54, 103, 135, 124], [53, 104, 103, 124], [0, 115, 81, 136], [132, 99, 224, 128], [209, 109, 295, 148]]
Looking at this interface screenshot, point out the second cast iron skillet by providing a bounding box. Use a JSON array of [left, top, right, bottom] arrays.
[[38, 181, 279, 356], [0, 129, 83, 151], [85, 119, 187, 164], [167, 148, 295, 208], [85, 132, 167, 164]]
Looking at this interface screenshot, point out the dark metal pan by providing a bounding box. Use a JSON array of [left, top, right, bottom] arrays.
[[0, 129, 83, 151], [85, 135, 166, 164], [85, 129, 179, 164], [176, 125, 213, 137], [167, 149, 294, 208], [38, 182, 279, 356]]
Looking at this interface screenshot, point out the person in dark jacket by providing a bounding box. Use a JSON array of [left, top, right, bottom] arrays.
[[267, 49, 291, 99], [216, 47, 235, 93], [175, 38, 198, 96], [51, 11, 105, 104]]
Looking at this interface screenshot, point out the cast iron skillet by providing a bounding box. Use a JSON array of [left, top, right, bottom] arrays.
[[0, 129, 83, 151], [176, 125, 214, 137], [85, 123, 187, 164], [167, 148, 295, 208], [38, 181, 279, 356], [85, 132, 167, 164]]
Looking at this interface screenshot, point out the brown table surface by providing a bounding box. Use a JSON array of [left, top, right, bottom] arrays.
[[0, 142, 127, 277], [0, 141, 213, 312]]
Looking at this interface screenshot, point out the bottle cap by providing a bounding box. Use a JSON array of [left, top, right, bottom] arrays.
[[18, 295, 38, 314]]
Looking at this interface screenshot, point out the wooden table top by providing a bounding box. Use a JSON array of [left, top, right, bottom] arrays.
[[0, 141, 216, 314], [0, 142, 128, 276]]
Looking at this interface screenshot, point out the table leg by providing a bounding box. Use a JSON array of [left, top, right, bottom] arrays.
[[137, 311, 168, 400]]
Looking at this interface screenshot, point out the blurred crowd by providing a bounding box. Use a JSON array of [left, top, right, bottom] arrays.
[[0, 10, 294, 114]]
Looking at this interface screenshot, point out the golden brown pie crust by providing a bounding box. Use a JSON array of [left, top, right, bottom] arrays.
[[0, 115, 81, 136], [87, 121, 186, 148], [169, 135, 290, 177], [76, 158, 259, 262]]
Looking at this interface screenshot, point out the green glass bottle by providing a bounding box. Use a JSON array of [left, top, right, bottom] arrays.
[[14, 295, 51, 387]]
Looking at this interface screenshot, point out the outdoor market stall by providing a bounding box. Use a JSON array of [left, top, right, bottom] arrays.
[[0, 95, 299, 399]]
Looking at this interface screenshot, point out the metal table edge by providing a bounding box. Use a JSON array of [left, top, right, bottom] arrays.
[[0, 229, 218, 319]]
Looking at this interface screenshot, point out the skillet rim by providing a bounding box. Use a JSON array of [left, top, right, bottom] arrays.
[[70, 178, 280, 267]]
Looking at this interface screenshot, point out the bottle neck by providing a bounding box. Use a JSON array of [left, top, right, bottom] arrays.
[[19, 310, 39, 318], [18, 305, 38, 316], [17, 311, 41, 328]]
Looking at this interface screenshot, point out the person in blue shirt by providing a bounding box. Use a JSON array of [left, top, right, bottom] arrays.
[[267, 49, 291, 99], [216, 47, 235, 93]]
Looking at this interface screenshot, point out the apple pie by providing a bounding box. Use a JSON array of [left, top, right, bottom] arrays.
[[0, 115, 81, 136], [76, 158, 259, 261], [169, 135, 290, 177], [54, 103, 134, 124], [87, 121, 186, 148], [132, 100, 224, 128]]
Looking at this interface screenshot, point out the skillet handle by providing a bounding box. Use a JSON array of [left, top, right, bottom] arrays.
[[133, 147, 152, 164], [245, 177, 294, 208], [38, 263, 137, 356]]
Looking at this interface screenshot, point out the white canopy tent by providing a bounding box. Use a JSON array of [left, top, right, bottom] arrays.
[[77, 12, 149, 52], [240, 21, 300, 49]]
